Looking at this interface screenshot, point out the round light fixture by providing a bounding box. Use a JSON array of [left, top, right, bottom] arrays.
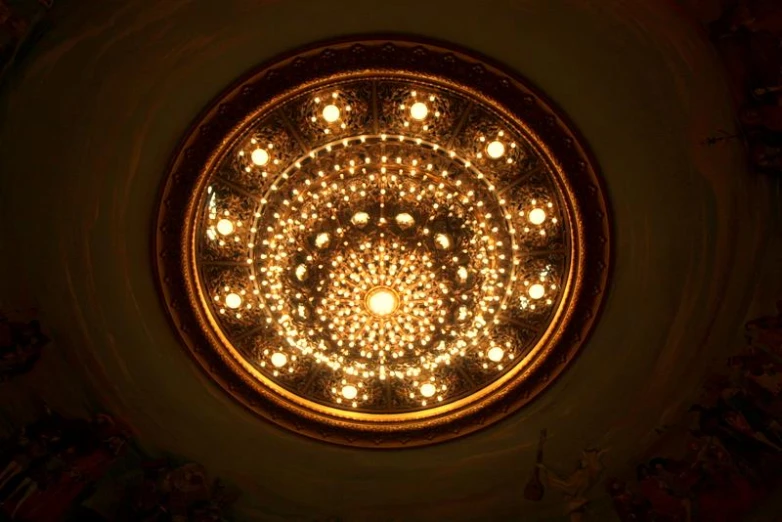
[[271, 352, 287, 368], [250, 148, 270, 166], [410, 102, 429, 120], [216, 219, 234, 236], [486, 140, 506, 159], [155, 38, 610, 447], [529, 208, 547, 225], [322, 104, 341, 123], [365, 286, 400, 317]]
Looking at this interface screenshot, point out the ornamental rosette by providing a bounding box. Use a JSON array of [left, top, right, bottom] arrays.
[[155, 38, 610, 447]]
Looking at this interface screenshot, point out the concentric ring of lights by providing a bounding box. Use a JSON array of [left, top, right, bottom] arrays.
[[157, 38, 610, 447], [203, 124, 561, 410]]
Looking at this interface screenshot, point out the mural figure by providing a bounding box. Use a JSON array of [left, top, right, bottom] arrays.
[[537, 447, 608, 522], [681, 0, 782, 179], [0, 408, 238, 521], [606, 302, 782, 521], [606, 477, 652, 522], [115, 459, 239, 521], [0, 315, 48, 382], [523, 429, 547, 501], [0, 408, 127, 521]]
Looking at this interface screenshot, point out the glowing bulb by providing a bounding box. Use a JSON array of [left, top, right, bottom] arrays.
[[410, 102, 429, 120], [322, 104, 340, 123], [351, 212, 370, 227], [395, 213, 415, 229], [271, 352, 288, 367], [529, 208, 546, 225], [528, 284, 545, 300], [365, 287, 399, 317], [488, 347, 504, 362], [487, 140, 506, 159], [457, 267, 469, 281], [421, 383, 436, 397], [216, 219, 234, 236], [225, 293, 242, 309], [434, 233, 451, 250], [315, 233, 331, 249], [251, 148, 269, 166], [342, 385, 358, 400], [295, 264, 308, 281]]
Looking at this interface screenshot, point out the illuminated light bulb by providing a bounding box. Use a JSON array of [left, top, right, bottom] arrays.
[[365, 287, 399, 317], [295, 264, 308, 281], [528, 208, 546, 225], [421, 383, 436, 397], [271, 352, 288, 367], [342, 385, 358, 400], [457, 267, 469, 281], [410, 102, 429, 120], [395, 213, 415, 229], [251, 148, 270, 166], [528, 284, 545, 300], [434, 233, 451, 250], [225, 293, 242, 309], [315, 232, 331, 249], [322, 104, 340, 123], [216, 219, 234, 236], [488, 347, 504, 362], [487, 140, 506, 159], [351, 212, 370, 227]]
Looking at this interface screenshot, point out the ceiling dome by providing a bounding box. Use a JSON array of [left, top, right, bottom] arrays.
[[0, 0, 774, 520], [155, 37, 610, 446]]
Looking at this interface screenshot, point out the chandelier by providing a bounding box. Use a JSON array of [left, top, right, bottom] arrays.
[[155, 38, 610, 447]]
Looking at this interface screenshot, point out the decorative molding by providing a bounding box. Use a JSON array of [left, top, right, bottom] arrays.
[[154, 36, 612, 448]]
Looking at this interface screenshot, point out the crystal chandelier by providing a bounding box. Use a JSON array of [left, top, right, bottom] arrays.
[[155, 38, 610, 447]]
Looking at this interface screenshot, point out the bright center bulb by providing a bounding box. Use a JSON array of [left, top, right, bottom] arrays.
[[251, 148, 269, 166], [225, 293, 242, 309], [395, 213, 415, 229], [434, 233, 451, 250], [487, 140, 506, 158], [410, 102, 428, 120], [351, 211, 370, 227], [528, 284, 546, 300], [271, 352, 287, 367], [365, 287, 399, 317], [216, 219, 234, 236], [322, 104, 340, 122], [528, 208, 546, 225], [342, 385, 358, 400], [315, 232, 330, 249], [488, 347, 504, 362]]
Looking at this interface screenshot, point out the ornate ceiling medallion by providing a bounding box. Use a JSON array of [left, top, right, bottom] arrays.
[[155, 37, 610, 447]]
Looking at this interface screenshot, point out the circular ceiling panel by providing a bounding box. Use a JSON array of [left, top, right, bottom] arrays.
[[155, 37, 610, 447]]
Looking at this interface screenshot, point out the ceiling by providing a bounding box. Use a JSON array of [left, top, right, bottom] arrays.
[[0, 0, 779, 520]]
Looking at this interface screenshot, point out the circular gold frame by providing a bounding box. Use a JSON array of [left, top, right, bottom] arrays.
[[154, 37, 611, 447]]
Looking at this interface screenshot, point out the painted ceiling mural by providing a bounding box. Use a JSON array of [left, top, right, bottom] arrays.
[[0, 0, 780, 521]]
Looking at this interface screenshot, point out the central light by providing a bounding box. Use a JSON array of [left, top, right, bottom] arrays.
[[322, 104, 340, 123], [410, 102, 429, 120], [365, 286, 399, 317]]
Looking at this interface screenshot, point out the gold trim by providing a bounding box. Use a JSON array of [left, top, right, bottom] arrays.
[[155, 37, 610, 447]]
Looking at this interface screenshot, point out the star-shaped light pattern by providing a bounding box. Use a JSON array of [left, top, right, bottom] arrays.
[[197, 81, 570, 412]]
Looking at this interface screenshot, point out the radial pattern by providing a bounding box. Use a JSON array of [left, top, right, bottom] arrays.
[[194, 77, 571, 413]]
